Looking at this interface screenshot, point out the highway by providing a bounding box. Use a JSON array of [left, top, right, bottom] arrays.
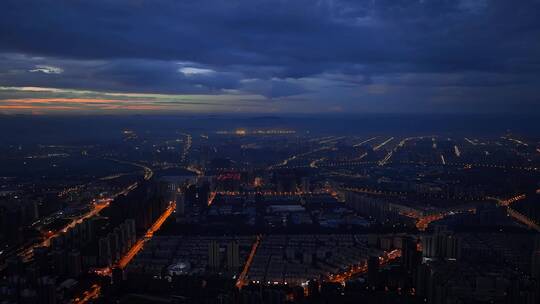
[[118, 201, 176, 269], [440, 154, 446, 165], [207, 191, 217, 206], [272, 158, 540, 172], [18, 160, 154, 261], [327, 249, 401, 283], [342, 187, 406, 196], [454, 145, 461, 157], [85, 201, 176, 302], [415, 213, 446, 231], [400, 208, 474, 231], [73, 284, 101, 304], [507, 208, 540, 232], [0, 160, 154, 270], [378, 151, 393, 166], [490, 194, 527, 207], [105, 158, 154, 181], [48, 160, 153, 303], [378, 136, 421, 166], [19, 199, 111, 261], [373, 137, 394, 151], [269, 146, 331, 170], [93, 201, 176, 274], [236, 235, 262, 288], [180, 133, 192, 163], [501, 136, 528, 147], [212, 190, 338, 197], [489, 194, 540, 232], [464, 138, 477, 146], [353, 137, 378, 147], [309, 157, 326, 168], [186, 165, 204, 176]]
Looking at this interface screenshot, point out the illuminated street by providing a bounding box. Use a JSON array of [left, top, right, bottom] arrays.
[[19, 199, 111, 261], [236, 235, 262, 288], [328, 249, 402, 283], [73, 284, 101, 304]]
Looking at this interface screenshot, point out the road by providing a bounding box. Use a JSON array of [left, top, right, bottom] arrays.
[[269, 146, 331, 170], [180, 133, 192, 163], [186, 165, 204, 176], [454, 145, 461, 157], [105, 158, 153, 181], [507, 208, 540, 232], [378, 136, 419, 166], [0, 160, 154, 267], [85, 201, 176, 302], [327, 249, 401, 283], [19, 160, 154, 261], [440, 154, 446, 165], [236, 235, 262, 288], [378, 151, 393, 166], [464, 137, 477, 146], [400, 208, 474, 231], [19, 199, 111, 261], [118, 201, 176, 269], [489, 194, 540, 232], [93, 201, 176, 273], [373, 137, 394, 151], [490, 194, 526, 207], [353, 137, 378, 147], [0, 159, 155, 302], [501, 136, 528, 147], [73, 284, 101, 304], [415, 213, 446, 231], [212, 190, 339, 198]]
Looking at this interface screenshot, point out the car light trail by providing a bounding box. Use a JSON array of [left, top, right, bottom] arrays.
[[454, 145, 461, 157], [118, 202, 176, 269], [327, 249, 401, 283], [20, 200, 111, 260], [378, 151, 393, 166], [353, 137, 378, 147], [236, 235, 262, 288], [373, 137, 394, 151], [507, 207, 540, 232], [415, 214, 445, 231], [309, 157, 326, 168], [73, 284, 101, 304], [464, 138, 477, 146], [489, 194, 526, 207]]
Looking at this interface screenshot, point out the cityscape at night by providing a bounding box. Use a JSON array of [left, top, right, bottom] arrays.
[[2, 1, 540, 304]]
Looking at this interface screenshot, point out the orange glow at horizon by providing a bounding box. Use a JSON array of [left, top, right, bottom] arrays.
[[1, 98, 128, 104], [0, 98, 165, 111]]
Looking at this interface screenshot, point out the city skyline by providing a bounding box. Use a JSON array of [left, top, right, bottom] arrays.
[[2, 0, 540, 114], [2, 124, 540, 303]]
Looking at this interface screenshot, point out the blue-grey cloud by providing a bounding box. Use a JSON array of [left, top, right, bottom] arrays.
[[1, 0, 540, 113]]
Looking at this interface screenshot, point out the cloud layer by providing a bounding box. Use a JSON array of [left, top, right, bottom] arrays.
[[1, 0, 540, 113]]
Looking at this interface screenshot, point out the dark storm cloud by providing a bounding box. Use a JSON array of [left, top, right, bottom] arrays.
[[1, 0, 540, 112], [0, 54, 243, 94], [2, 0, 539, 74]]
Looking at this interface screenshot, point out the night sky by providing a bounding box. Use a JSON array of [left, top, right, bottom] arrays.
[[1, 0, 540, 114]]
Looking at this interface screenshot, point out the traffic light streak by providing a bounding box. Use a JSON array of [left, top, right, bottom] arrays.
[[117, 202, 176, 269]]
